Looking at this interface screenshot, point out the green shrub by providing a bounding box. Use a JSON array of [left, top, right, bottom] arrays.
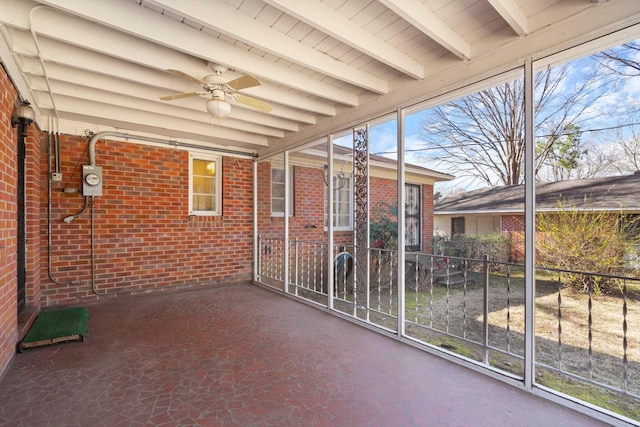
[[370, 202, 398, 249], [433, 233, 510, 262], [536, 201, 640, 293]]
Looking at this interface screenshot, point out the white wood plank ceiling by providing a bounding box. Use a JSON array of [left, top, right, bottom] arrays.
[[1, 0, 640, 158]]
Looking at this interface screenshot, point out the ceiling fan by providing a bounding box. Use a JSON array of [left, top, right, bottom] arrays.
[[159, 64, 272, 118]]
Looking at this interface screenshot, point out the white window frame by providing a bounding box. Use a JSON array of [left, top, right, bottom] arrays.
[[189, 153, 222, 216], [270, 165, 294, 217], [325, 175, 353, 231]]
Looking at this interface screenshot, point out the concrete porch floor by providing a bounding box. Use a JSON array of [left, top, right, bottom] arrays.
[[0, 283, 611, 426]]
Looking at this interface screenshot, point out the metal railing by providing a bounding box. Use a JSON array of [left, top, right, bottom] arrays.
[[289, 238, 328, 300], [256, 237, 639, 402], [404, 253, 525, 378], [257, 236, 286, 291], [533, 265, 639, 399]]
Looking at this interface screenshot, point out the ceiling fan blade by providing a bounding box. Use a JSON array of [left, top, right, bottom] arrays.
[[234, 94, 272, 113], [160, 91, 201, 101], [166, 69, 208, 86], [226, 74, 261, 91]]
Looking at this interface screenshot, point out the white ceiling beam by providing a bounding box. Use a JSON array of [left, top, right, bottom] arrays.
[[23, 61, 300, 132], [0, 27, 44, 123], [50, 109, 264, 151], [4, 0, 359, 106], [261, 0, 424, 79], [148, 0, 389, 94], [488, 0, 528, 36], [48, 117, 258, 156], [35, 93, 269, 148], [28, 77, 287, 138], [7, 33, 326, 121], [378, 0, 471, 61]]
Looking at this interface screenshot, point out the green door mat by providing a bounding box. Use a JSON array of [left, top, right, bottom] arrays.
[[20, 307, 88, 351]]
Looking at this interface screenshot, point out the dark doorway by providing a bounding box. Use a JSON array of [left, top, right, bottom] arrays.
[[405, 184, 421, 251]]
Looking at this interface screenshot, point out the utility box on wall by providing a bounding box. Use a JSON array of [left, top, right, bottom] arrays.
[[82, 165, 103, 196]]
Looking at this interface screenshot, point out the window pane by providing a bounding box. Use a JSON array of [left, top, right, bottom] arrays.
[[336, 214, 349, 227], [193, 176, 215, 195], [272, 168, 285, 183], [337, 201, 349, 215], [271, 166, 293, 216], [193, 194, 214, 211], [272, 182, 285, 199], [325, 175, 352, 228], [272, 199, 284, 213], [193, 159, 216, 177]]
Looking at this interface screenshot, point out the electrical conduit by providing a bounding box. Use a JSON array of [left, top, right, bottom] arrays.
[[86, 131, 256, 296]]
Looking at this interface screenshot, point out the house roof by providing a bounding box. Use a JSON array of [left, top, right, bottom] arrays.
[[331, 144, 454, 182], [284, 144, 454, 183], [434, 174, 640, 214], [1, 1, 639, 158]]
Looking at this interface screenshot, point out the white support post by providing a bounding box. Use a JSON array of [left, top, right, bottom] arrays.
[[397, 107, 406, 337], [284, 151, 290, 293], [352, 129, 358, 318], [327, 135, 335, 309], [524, 58, 536, 389], [365, 123, 371, 322], [253, 160, 259, 282]]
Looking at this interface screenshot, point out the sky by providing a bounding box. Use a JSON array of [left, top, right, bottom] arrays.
[[336, 37, 640, 197]]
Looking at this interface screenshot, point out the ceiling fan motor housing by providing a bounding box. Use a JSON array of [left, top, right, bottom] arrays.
[[210, 88, 226, 100], [204, 74, 228, 86]]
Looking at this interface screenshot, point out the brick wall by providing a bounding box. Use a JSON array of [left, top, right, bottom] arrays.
[[422, 183, 435, 252], [0, 64, 43, 378], [40, 135, 254, 305], [257, 161, 434, 250], [501, 214, 525, 262], [0, 67, 18, 376]]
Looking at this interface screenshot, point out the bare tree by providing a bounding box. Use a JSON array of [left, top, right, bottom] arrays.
[[594, 41, 640, 174], [419, 63, 610, 186], [572, 141, 621, 178], [614, 125, 640, 174], [594, 41, 640, 77]]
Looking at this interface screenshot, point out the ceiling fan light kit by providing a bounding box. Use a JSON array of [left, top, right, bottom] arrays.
[[206, 97, 231, 118]]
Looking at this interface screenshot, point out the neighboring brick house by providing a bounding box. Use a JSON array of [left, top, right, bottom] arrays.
[[433, 174, 640, 261], [256, 146, 452, 254]]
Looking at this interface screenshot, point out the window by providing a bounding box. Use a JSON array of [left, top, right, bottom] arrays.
[[451, 217, 465, 236], [189, 153, 221, 215], [325, 175, 353, 230], [271, 166, 294, 216]]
